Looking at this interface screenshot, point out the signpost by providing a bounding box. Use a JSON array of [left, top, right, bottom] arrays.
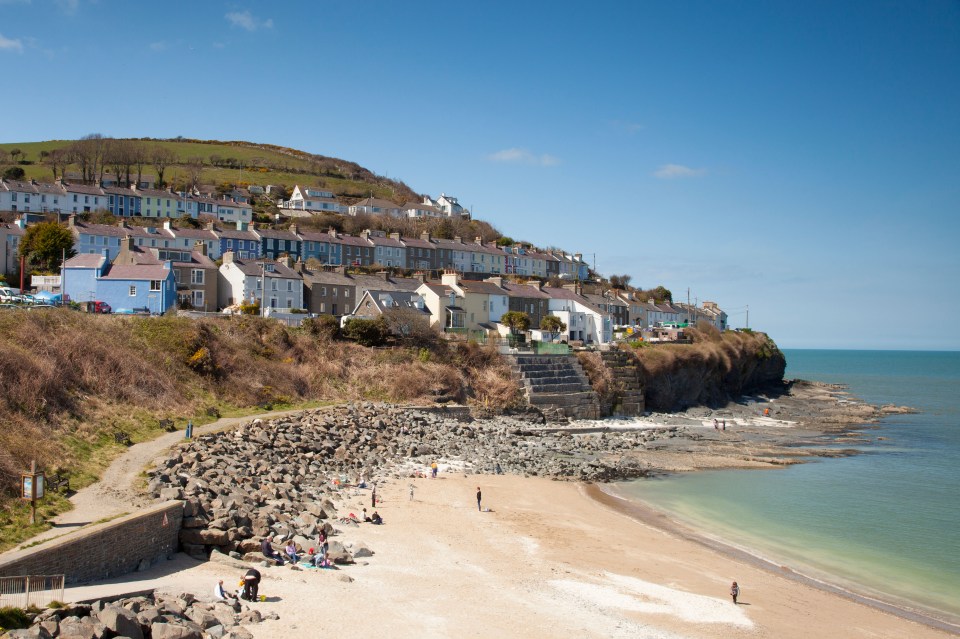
[[20, 460, 45, 525]]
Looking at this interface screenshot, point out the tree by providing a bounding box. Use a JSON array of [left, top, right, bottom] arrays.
[[3, 166, 25, 180], [500, 310, 531, 334], [19, 222, 76, 273], [106, 139, 134, 186], [8, 148, 22, 163], [185, 156, 204, 190], [152, 147, 176, 187], [495, 236, 515, 247], [131, 142, 149, 186], [43, 148, 68, 181], [609, 274, 632, 289], [540, 315, 567, 334]]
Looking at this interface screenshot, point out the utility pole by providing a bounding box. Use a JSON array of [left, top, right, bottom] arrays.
[[746, 304, 749, 329]]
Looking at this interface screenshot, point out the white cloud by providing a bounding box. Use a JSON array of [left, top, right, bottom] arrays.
[[653, 163, 707, 179], [226, 10, 273, 31], [149, 41, 167, 51], [487, 148, 560, 167], [0, 33, 24, 53]]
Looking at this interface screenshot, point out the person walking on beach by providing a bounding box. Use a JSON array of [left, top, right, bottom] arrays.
[[730, 581, 740, 604], [371, 484, 377, 508], [476, 486, 482, 511], [409, 483, 415, 501], [431, 461, 438, 478]]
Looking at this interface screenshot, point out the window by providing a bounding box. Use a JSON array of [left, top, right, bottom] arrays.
[[129, 285, 137, 296], [192, 290, 204, 307], [150, 280, 162, 291], [191, 269, 204, 285], [287, 299, 293, 309], [333, 288, 337, 297], [345, 289, 350, 298], [320, 287, 326, 296], [319, 302, 326, 313], [286, 281, 292, 292], [271, 280, 277, 291]]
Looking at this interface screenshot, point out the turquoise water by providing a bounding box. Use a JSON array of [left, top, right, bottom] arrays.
[[617, 350, 960, 622]]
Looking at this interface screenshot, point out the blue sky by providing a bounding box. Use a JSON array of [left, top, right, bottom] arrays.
[[1, 1, 958, 349]]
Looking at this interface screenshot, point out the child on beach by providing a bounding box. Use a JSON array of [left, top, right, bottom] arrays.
[[731, 581, 740, 604]]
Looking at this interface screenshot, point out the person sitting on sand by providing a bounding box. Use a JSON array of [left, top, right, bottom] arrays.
[[370, 511, 383, 525], [362, 507, 371, 522], [261, 537, 284, 565], [213, 579, 235, 601], [285, 540, 299, 564]]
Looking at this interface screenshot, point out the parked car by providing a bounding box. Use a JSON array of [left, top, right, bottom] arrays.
[[114, 307, 150, 316], [0, 287, 23, 303], [83, 300, 112, 314]]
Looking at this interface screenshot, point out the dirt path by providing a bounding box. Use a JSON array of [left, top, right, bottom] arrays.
[[8, 408, 310, 551]]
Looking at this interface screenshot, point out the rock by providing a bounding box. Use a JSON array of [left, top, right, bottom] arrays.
[[206, 624, 227, 639], [150, 622, 203, 639], [338, 574, 354, 583], [159, 487, 184, 501], [98, 605, 144, 639], [226, 627, 255, 639], [136, 558, 151, 572], [238, 609, 262, 624], [352, 543, 374, 558]]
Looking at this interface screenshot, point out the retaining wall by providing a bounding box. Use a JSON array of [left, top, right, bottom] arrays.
[[0, 501, 183, 585]]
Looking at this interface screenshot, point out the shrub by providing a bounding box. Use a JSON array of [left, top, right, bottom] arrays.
[[341, 317, 390, 347], [302, 315, 339, 340], [0, 606, 31, 630]]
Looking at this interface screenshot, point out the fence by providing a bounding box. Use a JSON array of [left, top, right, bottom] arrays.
[[0, 574, 64, 608]]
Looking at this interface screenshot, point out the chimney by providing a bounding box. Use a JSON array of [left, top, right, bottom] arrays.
[[30, 178, 37, 185], [206, 221, 215, 231], [328, 228, 339, 238], [289, 223, 298, 235], [389, 232, 400, 241], [415, 271, 428, 283], [67, 214, 76, 228], [281, 256, 293, 268], [453, 236, 462, 244], [294, 258, 304, 274], [360, 229, 371, 240], [116, 219, 128, 229], [475, 236, 483, 245], [648, 298, 655, 305], [441, 270, 459, 287], [420, 231, 430, 242], [125, 236, 135, 252], [223, 251, 235, 265], [194, 240, 207, 257], [486, 276, 504, 288], [236, 220, 246, 231], [377, 271, 390, 282], [163, 220, 172, 230], [574, 253, 583, 262]]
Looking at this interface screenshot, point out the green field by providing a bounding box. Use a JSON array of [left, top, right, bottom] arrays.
[[0, 138, 414, 203]]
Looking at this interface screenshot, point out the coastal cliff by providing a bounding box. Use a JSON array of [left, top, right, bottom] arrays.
[[628, 329, 785, 412]]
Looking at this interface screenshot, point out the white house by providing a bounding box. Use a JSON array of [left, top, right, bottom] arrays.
[[348, 197, 403, 218], [218, 252, 304, 311], [542, 286, 612, 344], [283, 185, 343, 214], [403, 201, 446, 219]]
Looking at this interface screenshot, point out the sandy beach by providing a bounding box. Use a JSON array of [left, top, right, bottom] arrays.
[[64, 472, 955, 639]]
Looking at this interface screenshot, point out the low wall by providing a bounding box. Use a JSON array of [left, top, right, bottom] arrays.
[[0, 501, 183, 585]]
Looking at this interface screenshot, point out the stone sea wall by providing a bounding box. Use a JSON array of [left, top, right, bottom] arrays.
[[0, 501, 182, 585]]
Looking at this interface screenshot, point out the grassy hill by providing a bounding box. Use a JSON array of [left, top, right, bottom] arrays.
[[0, 138, 419, 204], [0, 310, 518, 548]]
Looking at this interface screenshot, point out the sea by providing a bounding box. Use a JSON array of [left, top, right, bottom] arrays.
[[615, 349, 960, 625]]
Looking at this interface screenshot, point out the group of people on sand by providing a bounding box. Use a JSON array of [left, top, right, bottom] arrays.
[[713, 418, 727, 431], [260, 532, 336, 569]]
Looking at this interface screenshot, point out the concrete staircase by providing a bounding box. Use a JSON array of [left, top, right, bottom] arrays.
[[600, 350, 645, 417], [510, 354, 600, 420]]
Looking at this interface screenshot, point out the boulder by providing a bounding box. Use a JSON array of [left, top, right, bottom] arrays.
[[150, 622, 204, 639], [98, 605, 144, 639]]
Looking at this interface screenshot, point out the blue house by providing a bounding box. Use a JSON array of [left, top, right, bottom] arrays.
[[300, 229, 342, 266], [218, 222, 261, 260], [62, 252, 177, 314], [103, 187, 142, 217]]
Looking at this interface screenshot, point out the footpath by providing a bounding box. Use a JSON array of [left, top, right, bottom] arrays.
[[3, 408, 310, 555]]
